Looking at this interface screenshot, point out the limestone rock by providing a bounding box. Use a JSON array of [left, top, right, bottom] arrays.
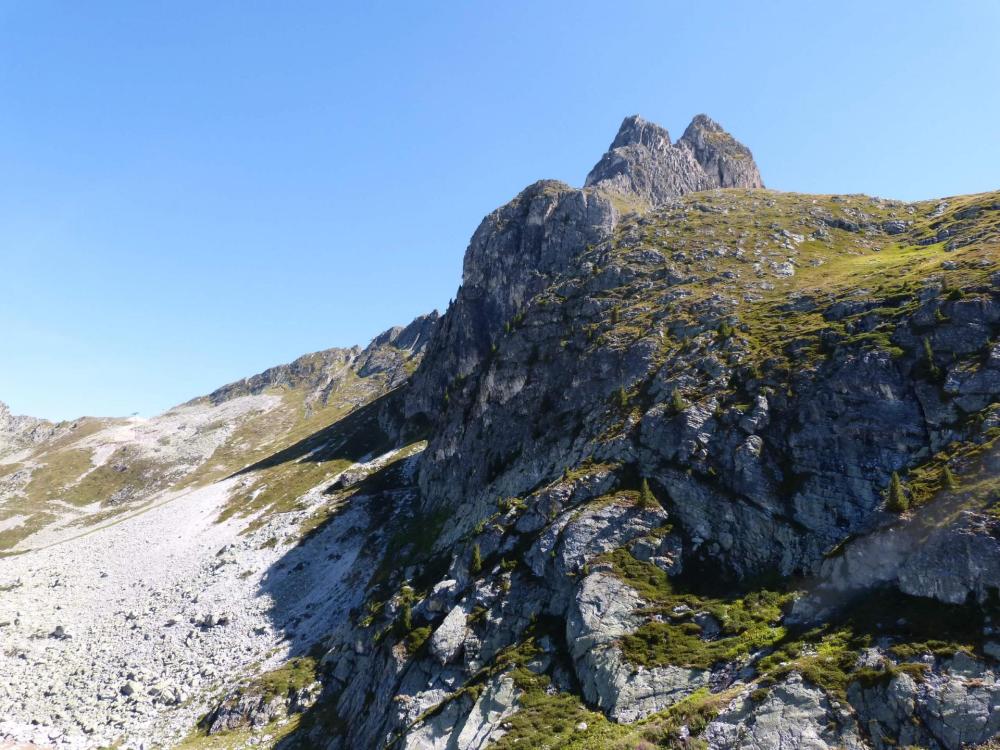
[[705, 674, 866, 749], [585, 114, 763, 208], [430, 605, 468, 666]]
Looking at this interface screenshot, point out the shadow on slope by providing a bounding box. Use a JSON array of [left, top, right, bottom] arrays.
[[196, 387, 431, 747], [228, 389, 403, 478]]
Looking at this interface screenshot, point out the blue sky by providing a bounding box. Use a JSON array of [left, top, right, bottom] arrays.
[[1, 1, 998, 420]]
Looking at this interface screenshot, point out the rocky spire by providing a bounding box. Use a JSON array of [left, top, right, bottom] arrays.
[[404, 114, 762, 427], [678, 114, 762, 190], [585, 113, 762, 207], [607, 114, 672, 151]]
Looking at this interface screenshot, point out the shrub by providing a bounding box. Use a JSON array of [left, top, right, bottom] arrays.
[[922, 337, 941, 380], [670, 390, 687, 414], [887, 471, 909, 512], [395, 600, 413, 636], [470, 544, 482, 575], [639, 479, 657, 510], [942, 465, 959, 491], [405, 625, 432, 654], [617, 386, 629, 410]]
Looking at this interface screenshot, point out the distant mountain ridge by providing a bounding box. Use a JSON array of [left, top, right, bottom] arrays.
[[0, 312, 438, 551], [205, 312, 439, 406]]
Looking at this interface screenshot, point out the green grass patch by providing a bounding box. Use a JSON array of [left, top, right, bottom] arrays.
[[254, 655, 320, 702], [601, 549, 791, 670]]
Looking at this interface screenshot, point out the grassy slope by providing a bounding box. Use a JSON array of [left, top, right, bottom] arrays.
[[487, 188, 1000, 748]]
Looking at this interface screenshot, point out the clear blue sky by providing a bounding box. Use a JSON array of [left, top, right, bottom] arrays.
[[1, 1, 997, 420]]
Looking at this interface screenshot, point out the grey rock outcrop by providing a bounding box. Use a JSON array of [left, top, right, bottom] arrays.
[[705, 674, 866, 749], [429, 605, 468, 665], [400, 675, 519, 750], [585, 114, 763, 207], [0, 401, 58, 456], [795, 503, 1000, 622], [848, 654, 1000, 750], [404, 180, 617, 429]]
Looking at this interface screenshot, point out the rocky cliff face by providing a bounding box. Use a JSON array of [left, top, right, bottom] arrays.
[[405, 114, 761, 443], [3, 114, 999, 750], [290, 115, 999, 750]]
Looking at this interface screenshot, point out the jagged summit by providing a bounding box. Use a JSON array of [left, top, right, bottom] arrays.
[[409, 114, 763, 409], [680, 113, 761, 188], [607, 114, 672, 151], [585, 113, 763, 207], [0, 400, 55, 454]]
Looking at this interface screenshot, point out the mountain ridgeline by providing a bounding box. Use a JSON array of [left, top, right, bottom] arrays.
[[2, 114, 999, 750]]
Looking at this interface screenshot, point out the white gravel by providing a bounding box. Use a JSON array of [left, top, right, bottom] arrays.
[[0, 464, 369, 750]]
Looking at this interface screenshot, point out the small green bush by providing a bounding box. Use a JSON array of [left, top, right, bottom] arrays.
[[616, 386, 629, 410], [942, 465, 959, 491], [639, 479, 658, 510], [395, 600, 413, 636], [887, 471, 909, 512], [470, 544, 482, 575], [922, 337, 941, 380], [405, 625, 432, 654], [670, 390, 687, 414]]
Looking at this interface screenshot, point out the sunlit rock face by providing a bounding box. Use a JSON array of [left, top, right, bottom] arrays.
[[585, 113, 763, 206]]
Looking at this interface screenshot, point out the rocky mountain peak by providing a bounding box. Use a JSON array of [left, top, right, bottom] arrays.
[[0, 400, 56, 456], [679, 113, 762, 189], [608, 114, 672, 151], [585, 113, 763, 207], [681, 112, 724, 136], [406, 115, 763, 423]]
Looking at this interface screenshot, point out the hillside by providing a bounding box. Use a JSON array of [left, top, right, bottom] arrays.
[[1, 114, 998, 750], [0, 313, 437, 552]]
